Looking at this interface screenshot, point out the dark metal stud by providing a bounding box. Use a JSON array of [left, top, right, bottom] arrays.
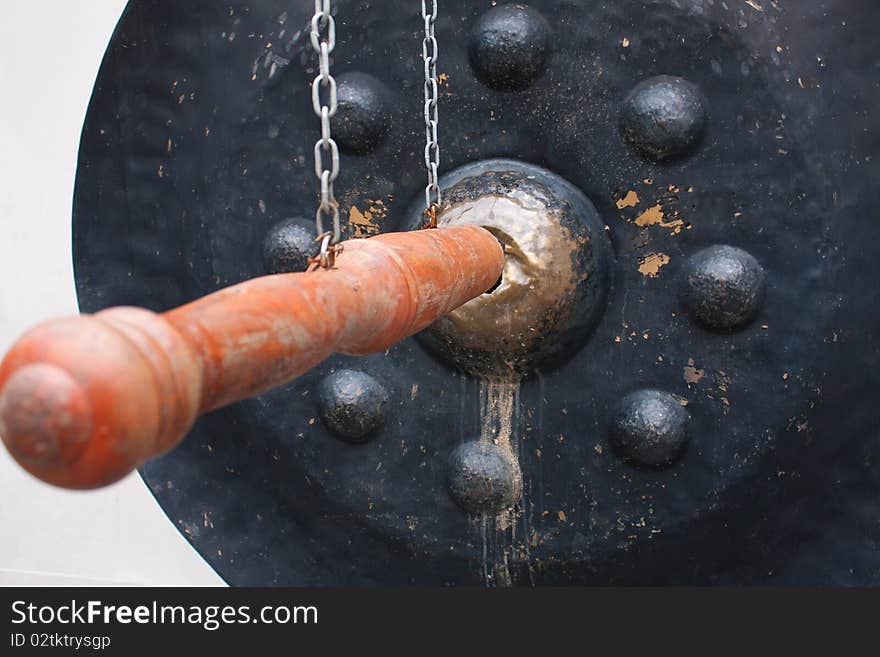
[[468, 4, 552, 92], [620, 75, 707, 162], [446, 441, 523, 514], [610, 389, 690, 468], [334, 72, 391, 155], [317, 369, 388, 443], [680, 245, 766, 331], [262, 217, 317, 274]]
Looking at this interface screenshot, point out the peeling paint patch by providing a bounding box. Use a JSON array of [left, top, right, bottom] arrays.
[[638, 252, 670, 277], [616, 190, 640, 209], [348, 199, 388, 238], [634, 204, 686, 235], [706, 370, 734, 415], [634, 204, 664, 226], [684, 358, 706, 384]]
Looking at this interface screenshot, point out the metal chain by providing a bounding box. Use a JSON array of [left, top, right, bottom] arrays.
[[309, 0, 342, 268], [422, 0, 441, 228]]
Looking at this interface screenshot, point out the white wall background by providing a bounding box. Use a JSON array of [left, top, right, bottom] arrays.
[[0, 0, 223, 586]]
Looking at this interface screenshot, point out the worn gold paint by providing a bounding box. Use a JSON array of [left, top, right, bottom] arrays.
[[429, 192, 579, 380]]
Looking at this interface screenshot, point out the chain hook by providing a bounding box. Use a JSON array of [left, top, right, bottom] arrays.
[[309, 231, 344, 270], [422, 202, 441, 229]]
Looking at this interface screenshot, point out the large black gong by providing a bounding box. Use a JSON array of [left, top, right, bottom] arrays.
[[73, 0, 880, 585]]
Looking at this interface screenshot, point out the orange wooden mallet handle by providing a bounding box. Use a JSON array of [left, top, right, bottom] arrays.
[[0, 226, 502, 489]]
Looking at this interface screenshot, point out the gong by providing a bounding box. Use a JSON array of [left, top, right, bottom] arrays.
[[73, 0, 880, 585]]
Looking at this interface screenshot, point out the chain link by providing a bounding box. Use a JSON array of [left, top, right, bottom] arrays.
[[422, 0, 441, 227], [310, 0, 342, 268], [308, 1, 440, 262]]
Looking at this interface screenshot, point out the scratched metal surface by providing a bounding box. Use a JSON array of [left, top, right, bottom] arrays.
[[73, 0, 879, 585]]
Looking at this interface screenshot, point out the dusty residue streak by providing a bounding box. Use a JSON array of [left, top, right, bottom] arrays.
[[473, 379, 523, 586], [479, 380, 519, 450]]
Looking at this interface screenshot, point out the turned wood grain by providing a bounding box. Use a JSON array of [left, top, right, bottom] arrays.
[[0, 226, 503, 489]]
